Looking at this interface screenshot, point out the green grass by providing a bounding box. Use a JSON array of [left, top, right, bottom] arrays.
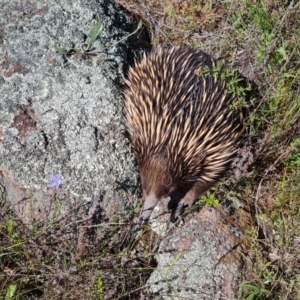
[[199, 192, 220, 209]]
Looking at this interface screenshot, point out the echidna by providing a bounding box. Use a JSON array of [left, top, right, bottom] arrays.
[[124, 46, 242, 224]]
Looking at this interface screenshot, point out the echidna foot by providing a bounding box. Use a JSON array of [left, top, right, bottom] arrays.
[[140, 216, 149, 225], [175, 200, 191, 216]]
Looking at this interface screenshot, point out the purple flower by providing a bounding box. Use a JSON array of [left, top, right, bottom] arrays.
[[48, 174, 64, 190]]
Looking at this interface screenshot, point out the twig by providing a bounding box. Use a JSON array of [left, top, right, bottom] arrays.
[[141, 4, 173, 46]]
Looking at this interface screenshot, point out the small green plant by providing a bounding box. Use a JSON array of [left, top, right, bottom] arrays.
[[287, 138, 300, 167], [7, 220, 18, 239], [198, 62, 252, 111], [240, 282, 272, 300], [49, 20, 103, 56], [6, 220, 23, 244], [199, 193, 220, 208], [93, 276, 104, 300], [5, 284, 17, 300], [48, 19, 143, 56], [214, 64, 251, 100]]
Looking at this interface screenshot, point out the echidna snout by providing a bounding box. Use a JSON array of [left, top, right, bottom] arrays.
[[138, 158, 176, 223], [124, 46, 242, 224], [139, 173, 215, 224], [140, 194, 159, 224]]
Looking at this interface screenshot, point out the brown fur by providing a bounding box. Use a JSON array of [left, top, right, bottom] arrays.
[[139, 154, 175, 199]]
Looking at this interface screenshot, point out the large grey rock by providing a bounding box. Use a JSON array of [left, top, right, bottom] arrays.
[[0, 0, 149, 221]]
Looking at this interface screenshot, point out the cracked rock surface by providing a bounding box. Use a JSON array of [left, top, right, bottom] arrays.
[[145, 207, 243, 300]]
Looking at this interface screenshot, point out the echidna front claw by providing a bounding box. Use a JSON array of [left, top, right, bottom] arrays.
[[139, 216, 149, 225], [175, 200, 190, 217]]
